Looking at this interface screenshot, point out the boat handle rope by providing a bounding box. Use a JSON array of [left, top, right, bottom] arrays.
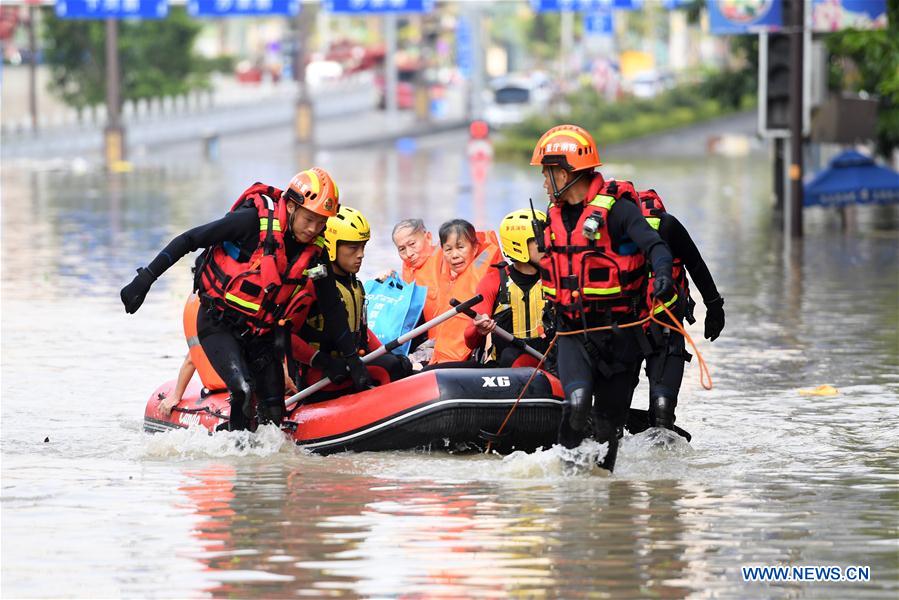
[[170, 405, 229, 420], [484, 297, 712, 453]]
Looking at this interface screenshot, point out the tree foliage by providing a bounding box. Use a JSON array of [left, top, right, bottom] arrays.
[[42, 7, 210, 108], [826, 0, 899, 156]]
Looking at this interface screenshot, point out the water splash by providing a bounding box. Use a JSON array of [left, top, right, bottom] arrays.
[[501, 440, 610, 479], [137, 424, 293, 459]]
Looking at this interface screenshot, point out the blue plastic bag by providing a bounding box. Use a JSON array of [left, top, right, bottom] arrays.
[[364, 274, 427, 356]]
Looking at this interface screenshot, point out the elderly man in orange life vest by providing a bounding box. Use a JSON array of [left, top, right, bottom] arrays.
[[120, 168, 373, 431], [392, 218, 438, 285], [533, 124, 675, 473]]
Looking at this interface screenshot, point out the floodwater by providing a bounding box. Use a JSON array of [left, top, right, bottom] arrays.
[[2, 127, 898, 599]]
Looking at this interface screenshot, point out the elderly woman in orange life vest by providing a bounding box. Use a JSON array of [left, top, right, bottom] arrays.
[[426, 219, 502, 365], [120, 168, 373, 431]]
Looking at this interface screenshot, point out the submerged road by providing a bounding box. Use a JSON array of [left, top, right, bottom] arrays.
[[1, 112, 897, 598]]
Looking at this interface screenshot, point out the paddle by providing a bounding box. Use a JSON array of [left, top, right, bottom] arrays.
[[450, 300, 693, 442], [449, 298, 545, 361], [284, 294, 484, 410]]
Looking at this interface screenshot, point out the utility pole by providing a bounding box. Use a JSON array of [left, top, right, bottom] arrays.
[[104, 17, 125, 168], [773, 137, 785, 212], [414, 14, 432, 123], [559, 10, 573, 90], [26, 1, 38, 132], [788, 0, 804, 237], [384, 12, 398, 117], [464, 2, 485, 120], [294, 6, 314, 145]]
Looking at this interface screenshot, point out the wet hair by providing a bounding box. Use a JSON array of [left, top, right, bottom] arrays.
[[438, 219, 477, 247], [392, 219, 428, 241]]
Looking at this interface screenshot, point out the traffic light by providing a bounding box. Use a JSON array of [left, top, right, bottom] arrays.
[[760, 32, 791, 135], [759, 0, 802, 137]]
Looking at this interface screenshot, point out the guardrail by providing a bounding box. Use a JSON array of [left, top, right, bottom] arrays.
[[1, 71, 378, 140]]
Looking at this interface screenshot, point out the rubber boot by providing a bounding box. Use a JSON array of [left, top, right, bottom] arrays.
[[227, 404, 250, 431], [649, 396, 676, 431], [257, 397, 285, 427], [593, 417, 619, 473], [557, 388, 591, 449], [567, 387, 592, 432], [228, 387, 252, 431]]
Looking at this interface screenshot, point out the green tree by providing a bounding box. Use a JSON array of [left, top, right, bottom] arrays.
[[42, 7, 210, 108], [826, 0, 899, 157]]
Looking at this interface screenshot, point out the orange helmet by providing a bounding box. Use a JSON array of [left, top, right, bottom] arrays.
[[283, 167, 340, 218], [530, 124, 601, 172]]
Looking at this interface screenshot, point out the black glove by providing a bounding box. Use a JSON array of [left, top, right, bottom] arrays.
[[704, 297, 725, 342], [652, 274, 674, 302], [311, 352, 348, 384], [120, 267, 157, 314], [345, 354, 375, 391]]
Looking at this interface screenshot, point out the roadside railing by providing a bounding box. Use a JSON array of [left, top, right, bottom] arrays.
[[1, 71, 378, 141]]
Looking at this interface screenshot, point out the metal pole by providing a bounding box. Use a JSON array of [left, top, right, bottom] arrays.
[[466, 3, 485, 120], [783, 138, 792, 241], [27, 4, 38, 132], [413, 14, 430, 122], [774, 137, 784, 211], [104, 17, 125, 168], [788, 0, 804, 237], [294, 7, 314, 145], [560, 11, 573, 90], [384, 13, 398, 117]]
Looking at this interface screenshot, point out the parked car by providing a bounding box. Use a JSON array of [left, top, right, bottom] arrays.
[[483, 75, 551, 128], [627, 71, 675, 99]]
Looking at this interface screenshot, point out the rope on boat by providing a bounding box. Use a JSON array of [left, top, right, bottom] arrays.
[[484, 299, 712, 453]]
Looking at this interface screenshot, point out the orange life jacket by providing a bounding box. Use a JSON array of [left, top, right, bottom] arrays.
[[540, 175, 648, 322], [430, 231, 503, 364], [401, 244, 438, 286], [404, 248, 441, 337], [638, 189, 687, 316], [182, 294, 227, 392], [196, 182, 324, 335]]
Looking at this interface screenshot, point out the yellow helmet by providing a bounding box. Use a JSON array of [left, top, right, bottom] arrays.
[[324, 206, 371, 261], [499, 209, 547, 263]]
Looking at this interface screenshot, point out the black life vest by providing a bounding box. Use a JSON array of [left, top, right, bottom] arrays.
[[489, 263, 546, 360], [300, 275, 369, 354]]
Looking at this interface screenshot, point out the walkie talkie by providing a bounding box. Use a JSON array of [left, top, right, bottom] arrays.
[[529, 197, 546, 252]]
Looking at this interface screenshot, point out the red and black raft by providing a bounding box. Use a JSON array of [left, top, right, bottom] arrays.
[[144, 368, 564, 454]]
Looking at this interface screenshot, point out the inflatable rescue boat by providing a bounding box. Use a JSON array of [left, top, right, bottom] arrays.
[[144, 367, 564, 454]]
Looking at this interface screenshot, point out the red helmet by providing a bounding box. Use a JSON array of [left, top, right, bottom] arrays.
[[283, 167, 340, 218], [530, 124, 602, 172]]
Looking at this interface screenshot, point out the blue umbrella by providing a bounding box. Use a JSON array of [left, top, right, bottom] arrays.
[[804, 150, 899, 207]]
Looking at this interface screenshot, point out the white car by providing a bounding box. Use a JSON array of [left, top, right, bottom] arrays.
[[483, 75, 552, 128]]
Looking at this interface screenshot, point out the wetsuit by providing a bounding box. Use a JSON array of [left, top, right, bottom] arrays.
[[143, 207, 357, 429], [645, 212, 720, 423]]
